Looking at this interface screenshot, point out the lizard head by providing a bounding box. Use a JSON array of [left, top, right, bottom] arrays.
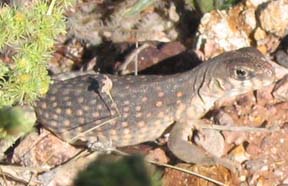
[[212, 47, 277, 97]]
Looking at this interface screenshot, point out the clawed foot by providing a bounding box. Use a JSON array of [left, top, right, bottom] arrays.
[[87, 139, 115, 153], [168, 121, 242, 174]]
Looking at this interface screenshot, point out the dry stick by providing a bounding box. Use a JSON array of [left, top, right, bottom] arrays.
[[118, 43, 150, 75], [0, 165, 43, 185], [69, 117, 121, 144], [55, 149, 93, 167], [43, 150, 99, 179], [69, 117, 119, 143], [26, 173, 35, 186], [135, 41, 139, 76], [193, 122, 280, 132]]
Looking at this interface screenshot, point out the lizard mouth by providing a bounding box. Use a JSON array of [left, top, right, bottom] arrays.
[[222, 77, 274, 98]]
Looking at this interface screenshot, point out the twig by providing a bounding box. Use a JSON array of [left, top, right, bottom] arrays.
[[135, 42, 139, 76], [69, 116, 119, 143], [193, 123, 280, 132], [0, 165, 44, 185], [118, 43, 150, 75]]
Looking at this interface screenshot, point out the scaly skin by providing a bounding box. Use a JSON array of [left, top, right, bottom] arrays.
[[35, 47, 277, 171]]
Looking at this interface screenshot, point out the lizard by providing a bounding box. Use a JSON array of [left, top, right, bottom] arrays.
[[34, 47, 278, 171]]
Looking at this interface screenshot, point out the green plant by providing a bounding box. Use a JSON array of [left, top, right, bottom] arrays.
[[0, 0, 74, 107], [0, 105, 36, 138]]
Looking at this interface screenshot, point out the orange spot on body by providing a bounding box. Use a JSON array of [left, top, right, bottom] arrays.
[[123, 107, 130, 112], [63, 119, 70, 126], [55, 108, 62, 114], [41, 103, 47, 109], [142, 97, 148, 102], [77, 97, 84, 104], [136, 112, 142, 118], [52, 102, 57, 107], [156, 101, 163, 107], [83, 106, 90, 111], [177, 92, 183, 97], [123, 128, 130, 135], [76, 110, 83, 116], [136, 106, 141, 111], [92, 112, 100, 118], [157, 112, 165, 118], [66, 101, 72, 106], [137, 121, 145, 128], [122, 122, 129, 127], [158, 92, 165, 97]]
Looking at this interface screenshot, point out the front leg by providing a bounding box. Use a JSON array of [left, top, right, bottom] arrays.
[[168, 120, 240, 172]]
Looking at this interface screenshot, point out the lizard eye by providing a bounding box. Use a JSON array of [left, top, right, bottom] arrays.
[[233, 67, 254, 80]]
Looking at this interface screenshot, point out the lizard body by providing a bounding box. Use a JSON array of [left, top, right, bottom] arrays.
[[35, 47, 276, 170]]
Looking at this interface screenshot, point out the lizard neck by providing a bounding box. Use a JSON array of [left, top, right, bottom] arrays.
[[169, 60, 227, 120]]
